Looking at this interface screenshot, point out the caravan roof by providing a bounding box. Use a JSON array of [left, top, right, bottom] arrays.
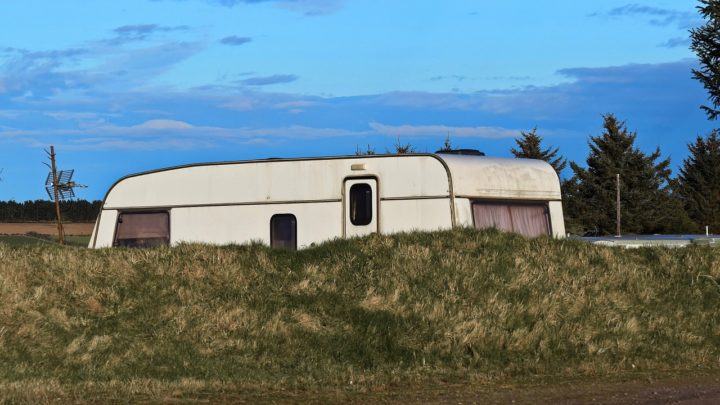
[[101, 153, 561, 210]]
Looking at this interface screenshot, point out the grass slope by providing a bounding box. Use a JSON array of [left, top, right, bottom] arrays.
[[1, 229, 719, 401]]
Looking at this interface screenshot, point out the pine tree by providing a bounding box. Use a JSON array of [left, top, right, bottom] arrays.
[[511, 128, 567, 175], [355, 144, 376, 156], [390, 137, 416, 154], [438, 134, 453, 152], [691, 0, 720, 120], [676, 131, 720, 232], [564, 114, 691, 235]]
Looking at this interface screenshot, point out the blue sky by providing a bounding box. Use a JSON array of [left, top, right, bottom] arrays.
[[0, 0, 715, 200]]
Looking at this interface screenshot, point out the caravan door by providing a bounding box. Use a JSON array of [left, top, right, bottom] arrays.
[[344, 178, 378, 238]]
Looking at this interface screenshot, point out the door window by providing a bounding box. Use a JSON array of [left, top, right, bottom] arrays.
[[349, 183, 373, 226]]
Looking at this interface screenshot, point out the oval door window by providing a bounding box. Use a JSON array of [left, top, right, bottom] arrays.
[[349, 183, 373, 226]]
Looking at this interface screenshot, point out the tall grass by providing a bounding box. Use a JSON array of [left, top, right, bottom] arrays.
[[1, 229, 719, 400]]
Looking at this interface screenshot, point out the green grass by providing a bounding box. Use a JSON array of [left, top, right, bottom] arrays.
[[1, 228, 720, 402], [0, 235, 55, 247], [0, 234, 90, 248], [62, 235, 91, 247]]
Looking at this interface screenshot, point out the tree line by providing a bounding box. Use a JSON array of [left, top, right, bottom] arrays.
[[362, 0, 720, 236], [512, 115, 719, 235], [0, 200, 102, 222], [360, 116, 719, 236]]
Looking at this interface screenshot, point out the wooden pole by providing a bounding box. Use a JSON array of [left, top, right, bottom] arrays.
[[616, 173, 621, 238], [49, 146, 64, 245]]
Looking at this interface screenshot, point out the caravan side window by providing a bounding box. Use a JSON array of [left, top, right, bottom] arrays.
[[114, 211, 170, 248], [349, 183, 373, 226], [472, 201, 550, 238], [271, 214, 297, 251]]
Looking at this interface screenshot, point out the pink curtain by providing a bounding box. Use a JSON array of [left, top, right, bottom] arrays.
[[473, 202, 550, 237], [509, 204, 550, 237], [473, 203, 513, 233]]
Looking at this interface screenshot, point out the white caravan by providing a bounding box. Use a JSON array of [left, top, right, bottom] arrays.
[[89, 153, 565, 249]]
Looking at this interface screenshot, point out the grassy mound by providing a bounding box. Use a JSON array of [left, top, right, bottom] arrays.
[[1, 229, 719, 399]]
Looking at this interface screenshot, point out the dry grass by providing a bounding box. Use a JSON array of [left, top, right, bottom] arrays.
[[1, 228, 720, 402]]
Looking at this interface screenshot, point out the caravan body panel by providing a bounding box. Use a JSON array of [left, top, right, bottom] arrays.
[[91, 154, 566, 248]]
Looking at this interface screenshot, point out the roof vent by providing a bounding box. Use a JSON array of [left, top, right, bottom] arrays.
[[435, 148, 485, 156]]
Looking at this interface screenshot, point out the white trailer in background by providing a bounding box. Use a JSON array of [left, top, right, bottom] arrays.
[[89, 153, 565, 249]]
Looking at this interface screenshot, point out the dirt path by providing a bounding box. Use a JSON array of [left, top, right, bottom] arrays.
[[207, 373, 720, 404], [356, 374, 720, 405], [0, 222, 94, 235]]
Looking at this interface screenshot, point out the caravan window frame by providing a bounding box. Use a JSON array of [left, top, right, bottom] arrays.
[[113, 210, 171, 248], [471, 200, 552, 237]]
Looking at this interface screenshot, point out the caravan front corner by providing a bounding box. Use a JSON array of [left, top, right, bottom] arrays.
[[88, 153, 565, 249]]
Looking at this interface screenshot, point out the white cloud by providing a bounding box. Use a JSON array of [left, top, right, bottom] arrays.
[[0, 109, 25, 119], [277, 0, 344, 16], [272, 100, 318, 109], [43, 111, 107, 121], [0, 120, 373, 150], [179, 0, 345, 16], [237, 125, 369, 139], [220, 98, 258, 111], [375, 91, 481, 110], [68, 137, 217, 150], [134, 119, 195, 130], [368, 122, 519, 139]]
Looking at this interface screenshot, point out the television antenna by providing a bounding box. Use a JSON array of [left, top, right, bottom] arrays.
[[44, 169, 87, 201], [43, 146, 87, 245]]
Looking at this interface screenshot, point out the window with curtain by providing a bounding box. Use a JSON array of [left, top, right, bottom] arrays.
[[472, 201, 550, 237], [271, 214, 297, 250], [114, 211, 170, 247]]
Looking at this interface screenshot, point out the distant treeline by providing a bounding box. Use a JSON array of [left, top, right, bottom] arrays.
[[0, 200, 102, 222]]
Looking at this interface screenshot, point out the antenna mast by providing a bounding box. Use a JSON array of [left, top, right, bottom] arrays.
[[616, 173, 621, 238], [43, 146, 87, 245], [47, 146, 64, 245]]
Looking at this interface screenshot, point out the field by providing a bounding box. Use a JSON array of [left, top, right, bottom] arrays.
[[1, 229, 720, 403], [0, 222, 93, 248], [0, 222, 94, 236]]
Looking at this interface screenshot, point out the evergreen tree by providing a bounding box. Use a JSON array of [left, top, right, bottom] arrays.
[[390, 137, 416, 154], [691, 0, 720, 120], [438, 134, 453, 152], [0, 200, 102, 222], [355, 144, 376, 156], [564, 114, 692, 235], [511, 128, 567, 175], [676, 131, 720, 232]]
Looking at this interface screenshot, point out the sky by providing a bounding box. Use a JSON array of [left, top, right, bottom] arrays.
[[0, 0, 716, 200]]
